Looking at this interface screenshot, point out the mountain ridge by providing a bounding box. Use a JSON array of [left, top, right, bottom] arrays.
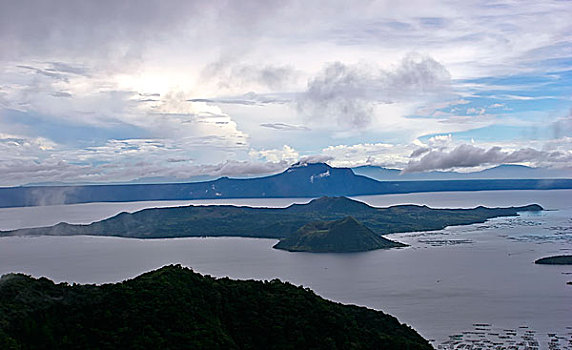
[[1, 162, 570, 208]]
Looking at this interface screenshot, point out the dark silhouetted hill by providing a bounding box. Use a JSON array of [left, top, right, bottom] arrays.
[[0, 265, 432, 350]]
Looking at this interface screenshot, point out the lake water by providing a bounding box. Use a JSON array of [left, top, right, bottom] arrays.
[[0, 190, 571, 348]]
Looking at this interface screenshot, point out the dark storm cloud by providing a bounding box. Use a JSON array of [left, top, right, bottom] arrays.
[[297, 54, 451, 129], [0, 0, 180, 60], [0, 0, 287, 64], [201, 58, 299, 91], [410, 147, 430, 158]]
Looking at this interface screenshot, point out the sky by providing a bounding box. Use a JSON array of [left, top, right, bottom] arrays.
[[0, 0, 571, 186]]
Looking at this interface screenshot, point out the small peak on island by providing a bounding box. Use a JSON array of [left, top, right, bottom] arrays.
[[286, 196, 374, 214], [518, 204, 543, 211], [273, 216, 406, 253]]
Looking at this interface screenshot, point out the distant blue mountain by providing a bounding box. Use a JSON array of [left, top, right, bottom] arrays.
[[352, 164, 571, 181], [1, 162, 571, 208]]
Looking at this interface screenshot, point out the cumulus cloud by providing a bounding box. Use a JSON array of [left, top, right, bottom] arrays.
[[0, 133, 56, 161], [426, 134, 453, 147], [297, 54, 451, 129], [298, 155, 335, 165], [249, 145, 299, 163], [403, 144, 572, 173], [321, 142, 410, 168]]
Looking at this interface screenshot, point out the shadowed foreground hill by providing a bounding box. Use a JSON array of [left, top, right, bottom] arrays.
[[0, 265, 432, 350]]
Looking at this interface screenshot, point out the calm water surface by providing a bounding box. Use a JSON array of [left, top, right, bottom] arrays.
[[0, 190, 570, 347]]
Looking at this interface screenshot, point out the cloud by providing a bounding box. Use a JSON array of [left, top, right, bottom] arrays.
[[0, 0, 202, 63], [199, 160, 288, 178], [466, 107, 485, 115], [426, 134, 453, 147], [202, 61, 299, 91], [1, 0, 570, 186], [51, 91, 72, 98], [0, 156, 290, 187], [260, 123, 309, 131], [403, 144, 572, 173], [551, 110, 572, 139], [0, 75, 250, 149], [384, 54, 451, 95], [321, 142, 409, 168], [16, 65, 70, 82], [188, 92, 291, 106], [298, 155, 334, 165], [146, 94, 250, 148], [249, 145, 299, 163], [410, 147, 430, 158], [297, 54, 451, 129]]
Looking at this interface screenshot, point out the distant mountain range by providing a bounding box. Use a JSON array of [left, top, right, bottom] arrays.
[[352, 164, 571, 181], [26, 164, 569, 187], [1, 162, 571, 208]]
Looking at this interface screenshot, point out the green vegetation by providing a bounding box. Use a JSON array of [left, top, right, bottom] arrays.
[[2, 196, 543, 253], [534, 255, 572, 265], [0, 265, 432, 350], [274, 216, 406, 252]]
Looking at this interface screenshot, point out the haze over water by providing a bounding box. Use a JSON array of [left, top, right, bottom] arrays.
[[1, 190, 571, 347]]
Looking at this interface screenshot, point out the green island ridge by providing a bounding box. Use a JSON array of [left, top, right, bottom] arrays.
[[1, 196, 543, 253], [0, 265, 432, 350], [274, 216, 407, 252], [534, 255, 572, 265]]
